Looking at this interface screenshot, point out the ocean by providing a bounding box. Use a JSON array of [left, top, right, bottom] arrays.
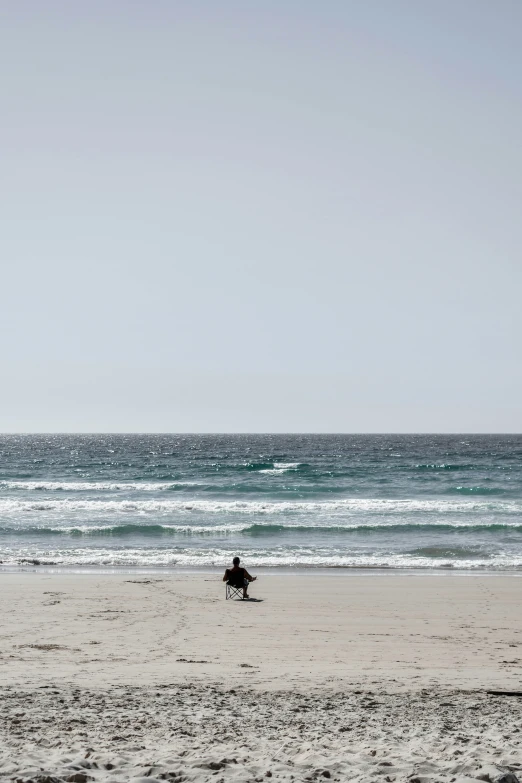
[[0, 434, 521, 571]]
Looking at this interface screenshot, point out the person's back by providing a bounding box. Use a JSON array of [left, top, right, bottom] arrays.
[[226, 564, 245, 587], [223, 556, 256, 599]]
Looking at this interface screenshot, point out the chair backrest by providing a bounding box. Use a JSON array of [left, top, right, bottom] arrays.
[[226, 567, 245, 588]]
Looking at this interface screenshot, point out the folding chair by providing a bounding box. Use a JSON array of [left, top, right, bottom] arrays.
[[226, 581, 245, 600]]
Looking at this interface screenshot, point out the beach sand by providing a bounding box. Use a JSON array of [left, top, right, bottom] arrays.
[[1, 572, 521, 782]]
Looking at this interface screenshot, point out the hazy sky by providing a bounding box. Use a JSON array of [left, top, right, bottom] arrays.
[[1, 1, 521, 432]]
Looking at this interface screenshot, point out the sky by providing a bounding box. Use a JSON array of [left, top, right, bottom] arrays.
[[1, 1, 521, 433]]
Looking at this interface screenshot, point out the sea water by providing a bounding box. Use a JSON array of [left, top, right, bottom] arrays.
[[0, 434, 521, 570]]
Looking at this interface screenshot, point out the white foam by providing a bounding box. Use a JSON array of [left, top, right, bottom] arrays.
[[0, 497, 520, 520], [259, 462, 301, 474], [32, 523, 250, 534], [2, 547, 522, 570], [0, 481, 201, 492]]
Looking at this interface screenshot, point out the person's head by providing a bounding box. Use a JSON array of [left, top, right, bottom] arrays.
[[233, 556, 240, 566]]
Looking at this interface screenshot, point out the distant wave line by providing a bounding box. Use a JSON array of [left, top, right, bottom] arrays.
[[0, 481, 205, 492], [2, 521, 522, 537], [414, 463, 476, 470], [0, 481, 511, 498], [0, 497, 521, 514]]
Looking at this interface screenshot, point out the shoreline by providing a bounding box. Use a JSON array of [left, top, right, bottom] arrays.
[[2, 563, 522, 576]]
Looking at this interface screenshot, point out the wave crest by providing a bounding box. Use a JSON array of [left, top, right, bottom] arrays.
[[1, 521, 522, 537], [0, 497, 520, 515], [0, 481, 201, 492]]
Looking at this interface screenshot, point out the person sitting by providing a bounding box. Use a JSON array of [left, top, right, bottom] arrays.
[[223, 556, 256, 599]]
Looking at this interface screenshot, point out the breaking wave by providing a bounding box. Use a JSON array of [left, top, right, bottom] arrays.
[[1, 497, 521, 515], [0, 481, 202, 492], [1, 522, 522, 537], [2, 549, 522, 570]]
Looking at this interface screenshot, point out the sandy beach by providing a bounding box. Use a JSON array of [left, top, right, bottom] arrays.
[[1, 572, 522, 782]]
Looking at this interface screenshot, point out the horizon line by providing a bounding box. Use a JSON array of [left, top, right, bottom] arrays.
[[1, 432, 521, 437]]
